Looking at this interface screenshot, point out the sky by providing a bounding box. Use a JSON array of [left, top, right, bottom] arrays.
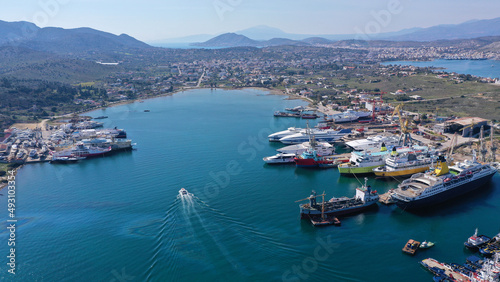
[[1, 0, 499, 42]]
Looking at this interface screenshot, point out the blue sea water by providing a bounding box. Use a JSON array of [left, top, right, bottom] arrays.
[[382, 59, 500, 79], [0, 88, 499, 281]]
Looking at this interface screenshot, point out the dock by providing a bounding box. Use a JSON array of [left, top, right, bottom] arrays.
[[379, 191, 396, 205]]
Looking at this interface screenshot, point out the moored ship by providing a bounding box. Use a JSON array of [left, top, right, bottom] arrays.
[[294, 149, 334, 168], [338, 144, 390, 175], [279, 128, 352, 144], [391, 153, 497, 210], [298, 178, 379, 219], [373, 146, 435, 178], [54, 142, 112, 158], [277, 141, 335, 156], [268, 127, 304, 142], [464, 228, 492, 251], [345, 135, 400, 151]]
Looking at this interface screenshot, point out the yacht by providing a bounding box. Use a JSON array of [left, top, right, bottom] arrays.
[[279, 128, 352, 145], [263, 153, 296, 164], [346, 135, 400, 151], [268, 127, 304, 142], [277, 141, 334, 156]]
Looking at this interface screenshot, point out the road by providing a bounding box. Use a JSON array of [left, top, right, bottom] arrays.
[[196, 68, 205, 87]]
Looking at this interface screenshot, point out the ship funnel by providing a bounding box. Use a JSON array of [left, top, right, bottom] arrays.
[[433, 155, 449, 176], [380, 142, 387, 152]]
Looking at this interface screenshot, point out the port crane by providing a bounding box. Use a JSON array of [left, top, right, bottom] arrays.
[[488, 122, 497, 162], [390, 103, 413, 146], [446, 132, 458, 165]]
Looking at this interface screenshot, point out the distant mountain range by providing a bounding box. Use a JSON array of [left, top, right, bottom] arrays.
[[0, 20, 151, 54], [162, 17, 500, 47], [191, 33, 309, 48], [193, 32, 500, 50], [0, 20, 153, 83], [384, 17, 500, 41]]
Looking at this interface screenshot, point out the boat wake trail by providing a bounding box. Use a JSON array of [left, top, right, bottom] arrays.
[[143, 189, 348, 280]]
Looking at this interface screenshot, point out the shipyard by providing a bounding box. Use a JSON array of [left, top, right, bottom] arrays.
[[0, 114, 136, 188], [1, 2, 500, 279]]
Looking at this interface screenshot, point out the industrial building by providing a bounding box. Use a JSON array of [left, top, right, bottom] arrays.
[[433, 117, 490, 137]]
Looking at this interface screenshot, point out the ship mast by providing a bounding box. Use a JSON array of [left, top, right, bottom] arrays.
[[480, 126, 487, 162], [321, 191, 326, 221], [490, 122, 497, 162]]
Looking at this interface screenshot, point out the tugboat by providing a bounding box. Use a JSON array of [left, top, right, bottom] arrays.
[[294, 149, 334, 168], [297, 178, 379, 219], [293, 130, 335, 168], [464, 228, 492, 251]]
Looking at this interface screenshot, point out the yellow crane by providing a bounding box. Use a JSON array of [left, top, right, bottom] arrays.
[[390, 103, 412, 146]]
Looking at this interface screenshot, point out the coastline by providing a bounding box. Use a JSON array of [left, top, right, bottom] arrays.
[[1, 86, 312, 187], [77, 86, 312, 116]]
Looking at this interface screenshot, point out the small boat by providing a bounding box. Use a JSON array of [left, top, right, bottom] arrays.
[[308, 191, 341, 227], [420, 241, 435, 249], [144, 110, 150, 112], [263, 153, 296, 164], [464, 228, 491, 250], [179, 188, 191, 197], [310, 216, 341, 226], [93, 116, 108, 119], [402, 239, 420, 255]]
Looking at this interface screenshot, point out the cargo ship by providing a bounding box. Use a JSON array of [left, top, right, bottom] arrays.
[[297, 178, 379, 219], [391, 153, 497, 210]]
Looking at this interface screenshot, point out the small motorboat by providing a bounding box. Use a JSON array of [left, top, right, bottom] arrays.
[[420, 241, 435, 249], [263, 153, 296, 164], [144, 110, 150, 112], [179, 188, 189, 196], [308, 191, 341, 227], [464, 228, 491, 250], [402, 239, 420, 255]]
